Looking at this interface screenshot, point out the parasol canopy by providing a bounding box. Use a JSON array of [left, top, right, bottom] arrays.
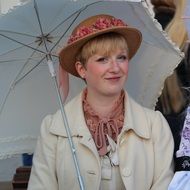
[[0, 0, 183, 160]]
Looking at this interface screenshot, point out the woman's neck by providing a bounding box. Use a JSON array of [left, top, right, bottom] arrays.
[[86, 90, 122, 118]]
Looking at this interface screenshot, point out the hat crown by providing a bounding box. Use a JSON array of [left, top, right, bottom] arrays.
[[72, 15, 115, 33], [68, 14, 127, 44]]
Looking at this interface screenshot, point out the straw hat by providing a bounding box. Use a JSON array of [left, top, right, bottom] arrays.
[[59, 14, 142, 77]]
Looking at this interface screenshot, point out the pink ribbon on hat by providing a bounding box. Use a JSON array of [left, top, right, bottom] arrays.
[[176, 106, 190, 157], [58, 64, 69, 103]]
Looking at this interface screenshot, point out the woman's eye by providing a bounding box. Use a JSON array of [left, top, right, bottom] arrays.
[[117, 55, 127, 60], [96, 57, 108, 62]]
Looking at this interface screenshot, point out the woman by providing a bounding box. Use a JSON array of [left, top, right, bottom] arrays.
[[28, 14, 174, 190]]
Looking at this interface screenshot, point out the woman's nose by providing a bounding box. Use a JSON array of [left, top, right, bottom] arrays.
[[109, 59, 120, 72]]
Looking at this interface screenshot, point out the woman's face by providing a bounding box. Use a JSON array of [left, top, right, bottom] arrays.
[[76, 48, 129, 97]]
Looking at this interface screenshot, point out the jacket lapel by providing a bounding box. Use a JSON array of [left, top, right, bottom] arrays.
[[50, 92, 100, 164]]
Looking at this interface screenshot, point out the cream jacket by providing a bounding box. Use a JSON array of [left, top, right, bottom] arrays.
[[28, 91, 174, 190]]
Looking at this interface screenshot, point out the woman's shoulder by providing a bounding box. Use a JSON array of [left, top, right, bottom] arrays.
[[127, 93, 169, 130], [135, 100, 172, 136], [44, 91, 83, 123]]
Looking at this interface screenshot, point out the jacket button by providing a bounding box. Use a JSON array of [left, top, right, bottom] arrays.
[[122, 167, 131, 177]]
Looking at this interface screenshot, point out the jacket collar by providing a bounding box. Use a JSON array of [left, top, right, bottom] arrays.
[[49, 92, 89, 138], [49, 91, 151, 139], [122, 92, 150, 139]]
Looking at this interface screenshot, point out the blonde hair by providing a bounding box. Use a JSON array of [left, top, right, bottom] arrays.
[[165, 0, 188, 49], [76, 32, 128, 65]]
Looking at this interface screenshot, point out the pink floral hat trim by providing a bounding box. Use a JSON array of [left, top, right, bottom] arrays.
[[68, 17, 127, 44]]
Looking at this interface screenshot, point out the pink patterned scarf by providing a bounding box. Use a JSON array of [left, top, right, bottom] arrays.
[[82, 89, 125, 156]]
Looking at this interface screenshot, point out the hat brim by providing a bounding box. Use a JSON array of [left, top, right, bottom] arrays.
[[59, 26, 142, 77]]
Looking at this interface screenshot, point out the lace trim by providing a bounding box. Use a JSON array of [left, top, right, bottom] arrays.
[[140, 1, 184, 109], [0, 135, 36, 143], [0, 135, 36, 160], [0, 1, 29, 15]]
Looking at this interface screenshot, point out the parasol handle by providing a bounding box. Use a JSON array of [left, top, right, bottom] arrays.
[[47, 59, 85, 190]]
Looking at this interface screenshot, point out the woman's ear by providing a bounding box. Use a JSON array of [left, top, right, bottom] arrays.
[[75, 61, 86, 79]]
